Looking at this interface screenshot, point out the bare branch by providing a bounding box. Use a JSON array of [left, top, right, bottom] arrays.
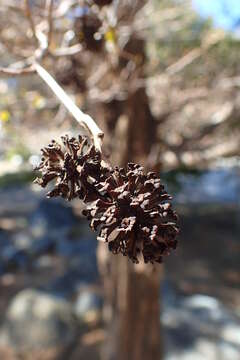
[[54, 0, 78, 18], [24, 0, 38, 43], [87, 63, 108, 88], [181, 103, 235, 150], [166, 31, 225, 76], [46, 0, 54, 46], [35, 30, 48, 60], [51, 44, 82, 57], [166, 48, 202, 75], [0, 65, 35, 76], [180, 141, 240, 167], [34, 63, 104, 152]]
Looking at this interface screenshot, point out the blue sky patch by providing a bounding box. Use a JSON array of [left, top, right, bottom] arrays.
[[192, 0, 240, 30]]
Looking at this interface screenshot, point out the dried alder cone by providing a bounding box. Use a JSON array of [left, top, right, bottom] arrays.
[[74, 13, 103, 52], [35, 136, 179, 264], [35, 135, 110, 202], [84, 163, 179, 264], [93, 0, 113, 6]]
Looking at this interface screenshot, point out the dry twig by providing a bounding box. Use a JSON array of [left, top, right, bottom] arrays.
[[24, 0, 38, 43], [0, 65, 35, 75], [46, 0, 54, 46], [34, 63, 104, 152]]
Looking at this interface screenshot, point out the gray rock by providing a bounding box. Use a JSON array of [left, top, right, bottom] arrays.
[[175, 168, 240, 205], [162, 286, 240, 359], [29, 199, 77, 239], [0, 231, 11, 250], [74, 290, 102, 325], [56, 236, 96, 258], [27, 199, 79, 267], [0, 186, 41, 217], [217, 341, 240, 360], [48, 263, 98, 299], [221, 324, 240, 345], [1, 246, 28, 272], [166, 339, 240, 360], [0, 289, 78, 350]]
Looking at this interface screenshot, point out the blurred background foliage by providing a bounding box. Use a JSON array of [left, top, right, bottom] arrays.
[[0, 1, 240, 360], [0, 1, 239, 166], [0, 0, 239, 176]]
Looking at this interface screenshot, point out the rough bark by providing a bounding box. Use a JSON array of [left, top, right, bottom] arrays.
[[97, 79, 163, 360], [118, 265, 162, 360], [98, 247, 163, 360]]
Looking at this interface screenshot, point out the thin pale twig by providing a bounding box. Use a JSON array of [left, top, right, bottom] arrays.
[[35, 30, 48, 60], [166, 48, 201, 75], [166, 31, 225, 76], [0, 65, 35, 75], [51, 44, 82, 57], [34, 63, 104, 152]]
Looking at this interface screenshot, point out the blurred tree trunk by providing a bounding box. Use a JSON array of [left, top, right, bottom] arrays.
[[98, 75, 164, 360], [98, 254, 163, 360]]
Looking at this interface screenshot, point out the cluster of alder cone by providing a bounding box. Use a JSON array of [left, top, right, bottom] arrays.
[[35, 135, 179, 264], [57, 0, 115, 88], [75, 0, 114, 52]]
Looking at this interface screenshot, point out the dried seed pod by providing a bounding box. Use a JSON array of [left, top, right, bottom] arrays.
[[93, 0, 113, 6], [35, 135, 109, 202], [35, 137, 179, 265], [74, 13, 103, 52], [83, 163, 179, 264]]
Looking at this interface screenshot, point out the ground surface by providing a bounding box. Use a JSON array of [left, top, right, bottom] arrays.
[[0, 173, 239, 359]]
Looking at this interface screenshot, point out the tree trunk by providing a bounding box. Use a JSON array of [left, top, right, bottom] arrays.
[[98, 82, 164, 360], [98, 251, 163, 360]]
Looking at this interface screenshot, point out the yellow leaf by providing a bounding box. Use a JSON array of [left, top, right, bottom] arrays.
[[0, 110, 10, 122], [33, 95, 46, 109], [104, 28, 116, 44]]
